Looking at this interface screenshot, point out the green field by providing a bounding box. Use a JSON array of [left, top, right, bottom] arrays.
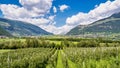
[[0, 49, 12, 53], [1, 37, 120, 68]]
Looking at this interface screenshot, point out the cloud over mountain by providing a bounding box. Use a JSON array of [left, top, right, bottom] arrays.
[[66, 0, 120, 26], [0, 0, 120, 34], [0, 0, 56, 33]]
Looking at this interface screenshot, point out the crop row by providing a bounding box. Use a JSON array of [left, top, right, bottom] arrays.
[[1, 47, 120, 68], [0, 48, 56, 68], [63, 47, 120, 68]]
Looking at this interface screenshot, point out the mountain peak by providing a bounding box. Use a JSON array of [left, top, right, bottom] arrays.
[[67, 12, 120, 36], [0, 18, 53, 36]]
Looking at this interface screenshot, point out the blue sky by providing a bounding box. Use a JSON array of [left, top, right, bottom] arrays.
[[53, 0, 114, 26], [0, 0, 119, 34], [0, 0, 114, 26]]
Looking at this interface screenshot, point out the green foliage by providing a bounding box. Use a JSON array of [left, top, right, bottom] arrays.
[[0, 48, 56, 68], [1, 42, 120, 68], [64, 47, 120, 68], [1, 37, 120, 49], [46, 50, 58, 68], [77, 40, 99, 47]]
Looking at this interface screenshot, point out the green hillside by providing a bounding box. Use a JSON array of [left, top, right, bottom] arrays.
[[0, 18, 52, 36], [67, 12, 120, 36], [0, 26, 12, 37]]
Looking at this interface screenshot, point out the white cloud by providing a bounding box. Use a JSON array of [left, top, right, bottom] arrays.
[[53, 6, 57, 13], [40, 24, 73, 35], [0, 0, 53, 18], [43, 0, 120, 34], [0, 4, 39, 19], [48, 15, 56, 25], [19, 18, 50, 25], [59, 4, 69, 12], [19, 0, 53, 14], [0, 0, 55, 29], [66, 0, 120, 27], [1, 0, 120, 35]]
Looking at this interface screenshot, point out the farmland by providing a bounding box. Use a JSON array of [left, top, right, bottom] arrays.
[[0, 37, 120, 68]]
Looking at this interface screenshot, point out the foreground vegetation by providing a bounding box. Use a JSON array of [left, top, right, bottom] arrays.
[[0, 48, 56, 68], [1, 47, 120, 68], [1, 37, 120, 68], [64, 47, 120, 68]]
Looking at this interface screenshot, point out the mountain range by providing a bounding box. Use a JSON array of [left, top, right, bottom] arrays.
[[0, 26, 12, 37], [0, 18, 52, 36], [67, 12, 120, 36], [1, 12, 120, 37]]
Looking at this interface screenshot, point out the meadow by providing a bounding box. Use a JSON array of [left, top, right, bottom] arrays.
[[0, 36, 120, 68]]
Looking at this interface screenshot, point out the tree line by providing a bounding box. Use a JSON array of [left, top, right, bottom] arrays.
[[0, 38, 120, 49]]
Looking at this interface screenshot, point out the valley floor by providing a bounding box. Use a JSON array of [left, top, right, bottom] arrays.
[[1, 47, 120, 68]]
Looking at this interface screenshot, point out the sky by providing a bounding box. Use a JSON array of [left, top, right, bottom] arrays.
[[0, 0, 120, 34]]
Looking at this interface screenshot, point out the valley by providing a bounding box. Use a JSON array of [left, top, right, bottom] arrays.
[[1, 37, 120, 68], [1, 0, 120, 68]]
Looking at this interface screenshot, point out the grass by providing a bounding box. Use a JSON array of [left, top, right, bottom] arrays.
[[0, 49, 12, 53], [46, 50, 58, 68], [49, 41, 62, 45], [56, 50, 64, 68], [0, 38, 26, 42], [67, 59, 77, 68], [61, 50, 77, 68], [48, 40, 79, 45]]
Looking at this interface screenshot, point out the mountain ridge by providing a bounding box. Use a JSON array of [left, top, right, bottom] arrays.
[[67, 12, 120, 35], [0, 18, 53, 36], [0, 26, 12, 37]]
